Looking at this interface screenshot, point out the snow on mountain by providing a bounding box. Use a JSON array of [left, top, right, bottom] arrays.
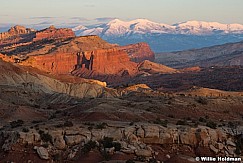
[[73, 19, 176, 37], [73, 19, 243, 36], [72, 19, 243, 52], [72, 25, 87, 31], [175, 21, 243, 34]]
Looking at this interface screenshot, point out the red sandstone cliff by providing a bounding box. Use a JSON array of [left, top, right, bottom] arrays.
[[0, 25, 75, 50], [1, 26, 155, 84], [26, 52, 77, 74], [0, 25, 35, 40], [19, 35, 138, 85], [33, 25, 75, 41], [25, 48, 138, 76], [119, 42, 155, 63], [0, 25, 36, 47]]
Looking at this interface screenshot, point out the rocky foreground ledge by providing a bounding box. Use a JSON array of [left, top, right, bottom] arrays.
[[1, 122, 243, 162]]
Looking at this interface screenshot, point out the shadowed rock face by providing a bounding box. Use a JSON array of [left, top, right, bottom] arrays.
[[156, 41, 243, 68], [119, 42, 155, 63]]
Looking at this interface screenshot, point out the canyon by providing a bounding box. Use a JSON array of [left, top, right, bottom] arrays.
[[0, 26, 243, 163]]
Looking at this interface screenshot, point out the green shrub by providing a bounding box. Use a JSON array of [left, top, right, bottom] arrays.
[[206, 121, 217, 129], [101, 137, 114, 148], [49, 114, 56, 119], [22, 127, 29, 133], [235, 135, 243, 155], [176, 120, 188, 125], [42, 143, 49, 148], [168, 114, 175, 118], [129, 122, 134, 126], [81, 140, 97, 154], [31, 120, 43, 124], [53, 153, 61, 161], [228, 121, 239, 129], [10, 120, 24, 128], [153, 118, 168, 127], [39, 130, 53, 144], [96, 122, 107, 129], [113, 142, 121, 151], [195, 97, 208, 105], [102, 151, 111, 161], [193, 122, 199, 128], [126, 160, 135, 163], [199, 117, 207, 123], [64, 121, 73, 127]]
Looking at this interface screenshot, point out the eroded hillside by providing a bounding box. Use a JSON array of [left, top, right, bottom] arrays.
[[0, 26, 243, 163]]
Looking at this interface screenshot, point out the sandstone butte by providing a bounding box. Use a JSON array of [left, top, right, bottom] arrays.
[[0, 26, 155, 81], [0, 25, 35, 40], [33, 25, 75, 41], [0, 25, 75, 47]]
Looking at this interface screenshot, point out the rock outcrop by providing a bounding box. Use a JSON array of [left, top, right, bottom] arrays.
[[24, 48, 138, 76], [33, 25, 75, 41], [0, 25, 74, 51], [25, 52, 77, 74], [1, 123, 242, 161], [0, 59, 117, 99], [1, 26, 155, 85], [17, 35, 139, 84], [34, 146, 49, 160], [0, 25, 36, 47], [138, 60, 178, 74], [119, 42, 155, 63], [0, 25, 35, 40], [72, 48, 138, 75]]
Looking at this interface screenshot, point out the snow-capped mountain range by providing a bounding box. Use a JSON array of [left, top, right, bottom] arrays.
[[73, 19, 243, 52]]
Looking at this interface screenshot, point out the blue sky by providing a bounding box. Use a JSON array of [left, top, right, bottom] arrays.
[[1, 0, 243, 29]]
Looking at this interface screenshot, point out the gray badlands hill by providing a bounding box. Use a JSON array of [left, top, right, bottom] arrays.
[[156, 40, 243, 68], [73, 19, 243, 52]]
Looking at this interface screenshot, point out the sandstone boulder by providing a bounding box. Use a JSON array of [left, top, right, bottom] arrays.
[[34, 146, 49, 160], [209, 144, 219, 154], [226, 139, 236, 147], [135, 149, 152, 157], [64, 135, 86, 146], [179, 128, 198, 146], [53, 135, 66, 150], [142, 125, 160, 138]]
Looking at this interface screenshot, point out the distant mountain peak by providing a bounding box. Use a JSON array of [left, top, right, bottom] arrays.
[[72, 19, 243, 52], [74, 18, 243, 37], [107, 19, 125, 25], [72, 25, 87, 32]]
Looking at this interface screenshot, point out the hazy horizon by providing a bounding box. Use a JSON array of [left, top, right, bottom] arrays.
[[1, 0, 243, 30]]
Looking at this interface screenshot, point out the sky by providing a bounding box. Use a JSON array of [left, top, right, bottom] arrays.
[[1, 0, 243, 29]]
